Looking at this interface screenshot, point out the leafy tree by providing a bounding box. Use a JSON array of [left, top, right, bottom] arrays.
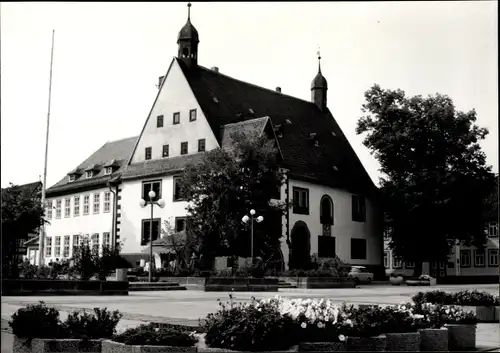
[[160, 218, 199, 269], [356, 84, 496, 275], [71, 236, 122, 280], [1, 182, 45, 276], [178, 130, 287, 267]]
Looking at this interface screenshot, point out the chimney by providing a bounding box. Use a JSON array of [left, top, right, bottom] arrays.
[[158, 76, 164, 89], [276, 87, 281, 93], [211, 67, 219, 73]]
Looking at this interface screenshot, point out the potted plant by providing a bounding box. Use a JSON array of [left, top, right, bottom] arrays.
[[338, 306, 387, 351], [413, 303, 449, 352], [389, 272, 404, 286], [102, 323, 198, 353], [379, 304, 423, 351], [443, 305, 478, 351], [452, 290, 499, 322]]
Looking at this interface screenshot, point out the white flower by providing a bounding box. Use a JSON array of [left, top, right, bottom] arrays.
[[338, 334, 346, 342], [345, 319, 353, 327], [301, 322, 307, 329], [317, 322, 325, 329], [412, 314, 424, 319]]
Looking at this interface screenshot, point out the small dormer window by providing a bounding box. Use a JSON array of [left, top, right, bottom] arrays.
[[249, 108, 255, 115], [69, 175, 76, 182], [285, 119, 292, 125], [86, 171, 93, 179], [105, 167, 113, 175]]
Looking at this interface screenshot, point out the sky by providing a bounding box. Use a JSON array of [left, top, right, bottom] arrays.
[[1, 1, 498, 189]]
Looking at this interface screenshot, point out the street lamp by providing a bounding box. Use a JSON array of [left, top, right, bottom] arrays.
[[242, 209, 264, 263], [139, 190, 165, 282]]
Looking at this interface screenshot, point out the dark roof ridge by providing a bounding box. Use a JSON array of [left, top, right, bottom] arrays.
[[197, 64, 321, 110], [105, 135, 139, 144]]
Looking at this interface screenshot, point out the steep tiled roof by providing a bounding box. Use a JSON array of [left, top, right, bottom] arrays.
[[121, 153, 204, 180], [220, 116, 269, 150], [178, 59, 376, 194], [46, 136, 138, 196]]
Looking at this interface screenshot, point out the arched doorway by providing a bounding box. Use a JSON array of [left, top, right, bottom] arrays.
[[290, 221, 311, 270], [320, 195, 334, 236]]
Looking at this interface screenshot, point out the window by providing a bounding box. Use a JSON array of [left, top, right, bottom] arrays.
[[162, 144, 169, 158], [93, 193, 100, 214], [63, 235, 70, 257], [352, 195, 366, 222], [55, 200, 62, 219], [173, 112, 180, 125], [104, 192, 111, 213], [292, 187, 309, 215], [383, 251, 390, 268], [460, 250, 471, 268], [69, 175, 76, 182], [198, 139, 206, 152], [351, 238, 367, 260], [83, 195, 90, 215], [46, 200, 53, 220], [72, 234, 80, 254], [157, 115, 164, 128], [91, 233, 99, 253], [181, 142, 188, 155], [474, 249, 485, 267], [189, 109, 197, 122], [145, 147, 152, 160], [74, 196, 80, 216], [142, 180, 161, 202], [86, 171, 93, 178], [317, 236, 336, 258], [141, 219, 161, 246], [393, 255, 402, 269], [45, 237, 52, 257], [105, 167, 113, 175], [405, 260, 415, 269], [64, 198, 71, 218], [488, 222, 498, 237], [173, 177, 185, 201], [320, 195, 334, 225], [175, 217, 186, 232], [488, 249, 499, 267], [55, 236, 61, 257], [103, 232, 110, 247]]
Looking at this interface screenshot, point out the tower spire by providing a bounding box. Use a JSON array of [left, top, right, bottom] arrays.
[[177, 2, 199, 67], [187, 2, 191, 21], [311, 46, 328, 111], [317, 47, 322, 73]]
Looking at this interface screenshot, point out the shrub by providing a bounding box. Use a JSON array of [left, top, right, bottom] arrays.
[[453, 290, 499, 307], [61, 308, 122, 339], [9, 302, 62, 342], [378, 304, 428, 333], [112, 323, 197, 347], [337, 305, 386, 337], [442, 305, 478, 325], [202, 295, 295, 351], [411, 290, 454, 306]]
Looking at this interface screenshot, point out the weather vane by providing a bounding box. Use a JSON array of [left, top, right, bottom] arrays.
[[317, 46, 321, 61]]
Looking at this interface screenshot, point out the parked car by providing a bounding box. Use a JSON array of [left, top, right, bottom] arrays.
[[348, 266, 373, 284]]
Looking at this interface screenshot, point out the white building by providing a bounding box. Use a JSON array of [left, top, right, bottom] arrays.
[[44, 4, 383, 275]]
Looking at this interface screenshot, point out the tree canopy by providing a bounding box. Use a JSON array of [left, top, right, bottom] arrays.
[[356, 84, 496, 270], [178, 130, 287, 265]]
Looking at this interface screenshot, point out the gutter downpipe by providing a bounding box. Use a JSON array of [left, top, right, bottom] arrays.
[[107, 181, 118, 249]]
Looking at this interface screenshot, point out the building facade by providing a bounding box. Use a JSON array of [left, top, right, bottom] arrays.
[[44, 4, 383, 273]]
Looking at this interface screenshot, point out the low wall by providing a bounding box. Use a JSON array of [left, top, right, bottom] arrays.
[[279, 276, 356, 289], [2, 279, 129, 296], [436, 275, 499, 285], [204, 277, 278, 292]]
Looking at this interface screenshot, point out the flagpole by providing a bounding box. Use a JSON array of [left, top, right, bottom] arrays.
[[38, 29, 55, 267]]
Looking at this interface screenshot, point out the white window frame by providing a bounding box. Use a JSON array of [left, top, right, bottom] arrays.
[[488, 249, 499, 267], [74, 196, 80, 216], [72, 234, 80, 255], [63, 235, 70, 257], [103, 232, 111, 247], [91, 233, 100, 253], [392, 254, 402, 269], [383, 251, 390, 268], [405, 260, 415, 269], [45, 237, 52, 257], [55, 200, 62, 219], [64, 198, 71, 218], [460, 250, 471, 267], [105, 167, 113, 175], [93, 193, 100, 214], [86, 171, 93, 178], [104, 192, 111, 213], [83, 195, 90, 215], [488, 222, 498, 237], [46, 200, 53, 220], [55, 236, 61, 257]]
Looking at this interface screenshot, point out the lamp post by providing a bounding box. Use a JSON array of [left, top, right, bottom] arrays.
[[139, 190, 165, 282], [242, 209, 264, 263]]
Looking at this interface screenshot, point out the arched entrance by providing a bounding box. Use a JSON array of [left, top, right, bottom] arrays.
[[290, 221, 311, 270]]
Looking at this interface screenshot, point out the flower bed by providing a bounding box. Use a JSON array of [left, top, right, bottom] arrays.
[[10, 302, 122, 353], [412, 289, 499, 323], [2, 279, 129, 296], [280, 276, 356, 289]]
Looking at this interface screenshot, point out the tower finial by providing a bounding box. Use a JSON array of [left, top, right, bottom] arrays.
[[187, 2, 192, 20], [317, 46, 322, 73]]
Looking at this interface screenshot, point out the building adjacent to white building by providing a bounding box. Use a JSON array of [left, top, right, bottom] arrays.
[[44, 4, 384, 275]]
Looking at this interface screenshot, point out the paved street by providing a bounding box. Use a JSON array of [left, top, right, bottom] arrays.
[[2, 284, 499, 351]]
